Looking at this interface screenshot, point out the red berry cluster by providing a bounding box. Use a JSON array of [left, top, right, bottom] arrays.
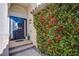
[[40, 16, 45, 24], [55, 35, 62, 43], [50, 16, 58, 25], [47, 39, 52, 45]]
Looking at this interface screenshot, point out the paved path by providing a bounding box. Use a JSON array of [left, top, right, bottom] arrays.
[[9, 40, 43, 56], [11, 47, 42, 56]]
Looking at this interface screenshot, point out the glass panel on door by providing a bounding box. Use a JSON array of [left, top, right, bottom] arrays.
[[9, 16, 26, 40]]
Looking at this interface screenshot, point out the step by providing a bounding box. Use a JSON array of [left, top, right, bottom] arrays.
[[11, 46, 41, 56], [9, 39, 33, 48], [9, 44, 34, 55]]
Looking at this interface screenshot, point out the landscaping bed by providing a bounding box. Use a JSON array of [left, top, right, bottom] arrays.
[[34, 4, 79, 56]]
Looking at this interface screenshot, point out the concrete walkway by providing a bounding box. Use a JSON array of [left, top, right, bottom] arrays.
[[9, 40, 42, 56], [11, 46, 41, 56]]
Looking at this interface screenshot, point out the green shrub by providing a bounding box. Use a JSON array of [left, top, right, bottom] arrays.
[[34, 4, 79, 56]]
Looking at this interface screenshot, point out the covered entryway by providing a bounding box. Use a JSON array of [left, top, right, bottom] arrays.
[[9, 3, 33, 55], [9, 3, 28, 40], [8, 3, 40, 56]]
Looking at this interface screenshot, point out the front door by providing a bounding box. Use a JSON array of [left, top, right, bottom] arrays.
[[9, 16, 27, 40]]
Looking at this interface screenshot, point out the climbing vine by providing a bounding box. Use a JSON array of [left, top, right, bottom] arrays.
[[34, 4, 79, 56]]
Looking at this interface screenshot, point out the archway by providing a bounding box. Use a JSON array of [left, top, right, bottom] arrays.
[[9, 4, 27, 40]]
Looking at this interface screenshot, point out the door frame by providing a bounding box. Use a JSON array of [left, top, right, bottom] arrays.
[[9, 16, 27, 40]]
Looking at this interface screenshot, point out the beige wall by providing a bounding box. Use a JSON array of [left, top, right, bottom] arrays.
[[9, 5, 28, 18], [0, 3, 9, 54], [27, 5, 37, 47]]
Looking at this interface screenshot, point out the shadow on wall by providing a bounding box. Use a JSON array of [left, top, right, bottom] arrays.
[[0, 44, 9, 56]]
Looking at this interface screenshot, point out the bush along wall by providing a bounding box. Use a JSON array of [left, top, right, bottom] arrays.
[[33, 4, 79, 56]]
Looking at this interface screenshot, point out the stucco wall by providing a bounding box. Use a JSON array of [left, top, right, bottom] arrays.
[[9, 5, 28, 18], [0, 3, 9, 55], [27, 4, 37, 47]]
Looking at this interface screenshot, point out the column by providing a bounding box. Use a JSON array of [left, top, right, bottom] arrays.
[[0, 3, 9, 56]]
